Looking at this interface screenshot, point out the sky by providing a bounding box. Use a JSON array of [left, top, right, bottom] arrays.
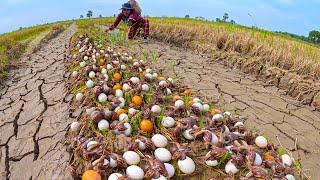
[[0, 0, 319, 36]]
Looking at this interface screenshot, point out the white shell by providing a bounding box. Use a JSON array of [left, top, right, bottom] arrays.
[[146, 68, 152, 73], [98, 120, 109, 131], [123, 151, 141, 165], [159, 80, 168, 87], [108, 173, 123, 180], [107, 64, 113, 70], [205, 159, 218, 166], [212, 114, 223, 121], [72, 71, 78, 77], [130, 77, 140, 84], [255, 136, 268, 148], [103, 74, 109, 81], [115, 89, 123, 97], [193, 97, 201, 103], [103, 159, 110, 166], [121, 65, 126, 70], [70, 122, 81, 132], [128, 108, 138, 116], [152, 73, 158, 79], [126, 165, 144, 180], [223, 111, 232, 117], [281, 154, 293, 166], [225, 160, 238, 174], [145, 73, 153, 80], [192, 102, 203, 111], [80, 61, 86, 67], [151, 105, 161, 114], [135, 139, 146, 150], [254, 153, 263, 166], [209, 131, 219, 144], [162, 117, 175, 128], [141, 84, 149, 91], [89, 71, 95, 78], [84, 56, 89, 61], [152, 134, 168, 148], [154, 148, 172, 162], [87, 141, 99, 151], [167, 78, 174, 83], [164, 163, 175, 178], [98, 93, 108, 103], [119, 113, 129, 122], [203, 104, 210, 112], [175, 100, 184, 109], [110, 157, 118, 167], [101, 68, 107, 74], [76, 93, 84, 101], [178, 156, 196, 174], [285, 174, 296, 180], [119, 97, 125, 107], [166, 88, 172, 95], [122, 83, 131, 92], [124, 123, 132, 136], [92, 55, 96, 59], [183, 129, 195, 140], [86, 80, 94, 88], [234, 121, 244, 127], [133, 62, 140, 67]]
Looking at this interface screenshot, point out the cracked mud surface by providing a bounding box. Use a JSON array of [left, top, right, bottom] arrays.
[[130, 41, 320, 179], [0, 25, 76, 180]]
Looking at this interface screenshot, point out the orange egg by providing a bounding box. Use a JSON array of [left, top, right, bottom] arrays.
[[173, 95, 181, 102], [158, 76, 166, 81], [99, 58, 105, 66], [132, 95, 143, 107], [140, 119, 154, 133], [113, 83, 122, 90], [82, 170, 101, 180], [188, 100, 194, 106], [116, 108, 127, 116], [211, 108, 222, 115], [263, 152, 275, 161], [113, 72, 122, 82], [183, 89, 192, 95]]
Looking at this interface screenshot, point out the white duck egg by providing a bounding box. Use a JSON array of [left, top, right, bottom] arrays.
[[164, 163, 175, 178], [281, 154, 293, 167], [119, 113, 129, 122], [178, 156, 196, 174], [203, 104, 210, 112], [126, 165, 144, 180], [72, 71, 78, 77], [98, 93, 108, 103], [285, 174, 296, 180], [88, 71, 95, 78], [107, 64, 113, 70], [122, 83, 131, 92], [154, 148, 172, 162], [115, 89, 123, 97], [86, 80, 94, 88], [152, 134, 168, 148], [162, 117, 175, 128], [212, 114, 223, 121], [121, 65, 126, 70], [119, 97, 125, 107], [135, 139, 146, 150], [141, 84, 149, 92], [98, 120, 109, 131], [152, 175, 167, 180], [255, 136, 268, 148], [80, 61, 86, 67], [254, 153, 263, 166], [108, 173, 123, 180], [151, 105, 161, 114], [175, 100, 184, 109], [76, 93, 84, 101], [159, 80, 167, 87], [123, 151, 141, 165], [124, 123, 132, 136], [70, 122, 81, 132], [101, 68, 107, 74]]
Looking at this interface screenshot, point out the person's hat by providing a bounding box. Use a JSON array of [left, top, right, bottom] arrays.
[[121, 3, 133, 10]]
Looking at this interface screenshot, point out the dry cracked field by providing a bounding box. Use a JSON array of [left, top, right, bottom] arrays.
[[0, 24, 319, 179]]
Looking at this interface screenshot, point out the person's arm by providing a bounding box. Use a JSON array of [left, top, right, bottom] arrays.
[[109, 13, 123, 30]]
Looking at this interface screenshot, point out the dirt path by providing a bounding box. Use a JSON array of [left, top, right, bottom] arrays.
[[129, 41, 320, 178], [0, 24, 76, 180]]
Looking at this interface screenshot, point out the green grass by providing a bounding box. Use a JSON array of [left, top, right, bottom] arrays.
[[0, 22, 70, 80]]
